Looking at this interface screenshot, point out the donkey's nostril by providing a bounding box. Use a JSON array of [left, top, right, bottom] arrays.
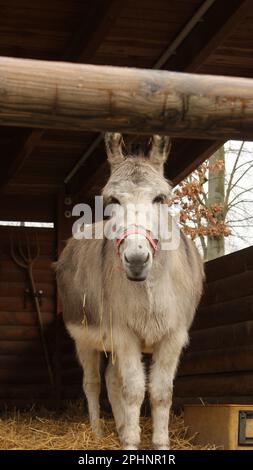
[[144, 253, 150, 263], [124, 253, 130, 264], [124, 251, 149, 265]]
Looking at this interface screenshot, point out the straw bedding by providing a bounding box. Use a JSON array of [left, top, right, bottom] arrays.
[[0, 401, 216, 450]]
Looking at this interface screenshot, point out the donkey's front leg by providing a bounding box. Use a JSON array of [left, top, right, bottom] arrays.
[[116, 333, 145, 450], [149, 331, 188, 449], [76, 346, 102, 437]]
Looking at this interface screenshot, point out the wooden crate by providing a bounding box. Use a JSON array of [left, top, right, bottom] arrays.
[[184, 404, 253, 450]]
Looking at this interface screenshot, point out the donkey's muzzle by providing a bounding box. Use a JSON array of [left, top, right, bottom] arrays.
[[116, 226, 156, 281], [123, 249, 151, 281]]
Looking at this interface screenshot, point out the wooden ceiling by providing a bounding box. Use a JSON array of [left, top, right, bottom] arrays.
[[0, 0, 253, 221]]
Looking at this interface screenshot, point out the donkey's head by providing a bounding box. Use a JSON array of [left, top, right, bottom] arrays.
[[102, 133, 172, 281]]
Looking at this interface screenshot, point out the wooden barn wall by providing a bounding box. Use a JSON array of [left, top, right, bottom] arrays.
[[0, 225, 83, 407], [174, 245, 253, 406], [0, 226, 59, 406]]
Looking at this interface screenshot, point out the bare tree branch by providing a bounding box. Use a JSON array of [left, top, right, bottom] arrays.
[[224, 141, 245, 211], [227, 158, 253, 175], [227, 161, 253, 197], [227, 216, 253, 223], [227, 188, 253, 208]]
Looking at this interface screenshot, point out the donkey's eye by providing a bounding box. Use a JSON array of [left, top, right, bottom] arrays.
[[109, 197, 121, 205], [153, 194, 166, 204]]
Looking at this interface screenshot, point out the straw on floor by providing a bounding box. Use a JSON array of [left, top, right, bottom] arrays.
[[0, 401, 216, 450]]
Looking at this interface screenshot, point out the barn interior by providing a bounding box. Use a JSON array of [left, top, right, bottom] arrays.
[[0, 0, 253, 412]]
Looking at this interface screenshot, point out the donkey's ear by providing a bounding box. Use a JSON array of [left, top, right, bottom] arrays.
[[148, 135, 171, 173], [105, 132, 125, 170]]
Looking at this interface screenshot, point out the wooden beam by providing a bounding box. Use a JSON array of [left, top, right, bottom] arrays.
[[0, 130, 43, 189], [64, 0, 119, 62], [67, 141, 107, 197], [0, 193, 55, 222], [167, 139, 224, 184], [0, 129, 31, 187], [2, 1, 119, 188], [164, 0, 252, 72], [1, 57, 253, 139]]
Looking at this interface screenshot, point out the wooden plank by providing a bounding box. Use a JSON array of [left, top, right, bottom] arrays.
[[0, 268, 55, 284], [0, 311, 54, 326], [1, 247, 55, 260], [1, 57, 253, 140], [175, 371, 253, 397], [202, 270, 253, 306], [0, 340, 43, 355], [0, 295, 54, 312], [0, 225, 55, 239], [189, 320, 253, 352], [64, 0, 119, 62], [0, 326, 42, 341], [0, 369, 50, 384], [0, 193, 55, 222], [164, 0, 251, 72], [173, 396, 253, 407], [0, 386, 52, 399], [54, 190, 74, 403], [0, 258, 54, 271], [0, 355, 47, 369], [0, 282, 55, 297], [193, 295, 253, 330], [0, 398, 57, 408], [204, 245, 253, 282], [179, 345, 253, 376]]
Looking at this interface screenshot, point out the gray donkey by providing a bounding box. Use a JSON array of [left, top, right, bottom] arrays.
[[55, 133, 204, 450]]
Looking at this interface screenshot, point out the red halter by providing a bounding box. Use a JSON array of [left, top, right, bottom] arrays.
[[115, 228, 158, 255]]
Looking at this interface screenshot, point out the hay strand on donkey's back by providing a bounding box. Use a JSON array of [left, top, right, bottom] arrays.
[[0, 401, 216, 450]]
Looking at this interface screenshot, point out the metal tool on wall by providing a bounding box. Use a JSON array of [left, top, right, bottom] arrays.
[[10, 233, 54, 388]]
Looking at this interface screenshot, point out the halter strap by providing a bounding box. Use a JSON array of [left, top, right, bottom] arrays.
[[116, 228, 158, 254]]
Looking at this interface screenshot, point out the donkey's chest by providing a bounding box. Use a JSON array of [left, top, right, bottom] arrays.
[[122, 282, 176, 345], [126, 308, 172, 346]]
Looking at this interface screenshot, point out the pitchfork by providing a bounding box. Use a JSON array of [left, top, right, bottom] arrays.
[[10, 233, 54, 388]]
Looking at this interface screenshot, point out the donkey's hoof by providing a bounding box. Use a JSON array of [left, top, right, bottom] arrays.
[[95, 428, 105, 439], [92, 423, 104, 439], [153, 443, 169, 450], [123, 445, 138, 450]]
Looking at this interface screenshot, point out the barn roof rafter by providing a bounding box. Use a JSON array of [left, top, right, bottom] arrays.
[[0, 0, 253, 217], [0, 0, 119, 191]]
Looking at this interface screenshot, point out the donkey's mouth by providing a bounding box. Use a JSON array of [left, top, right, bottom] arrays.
[[124, 264, 150, 282], [127, 273, 147, 282]]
